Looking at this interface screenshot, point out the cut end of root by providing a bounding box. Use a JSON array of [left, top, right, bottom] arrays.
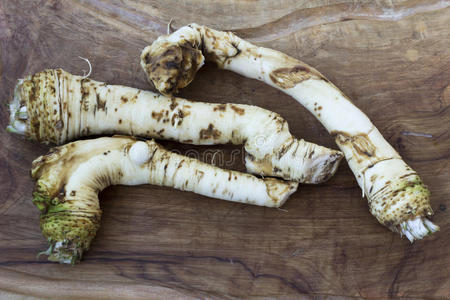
[[7, 79, 28, 136], [398, 217, 439, 242], [38, 239, 84, 265], [140, 37, 204, 95], [309, 150, 344, 184]]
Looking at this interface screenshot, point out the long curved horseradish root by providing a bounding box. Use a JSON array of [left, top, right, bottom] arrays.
[[140, 24, 439, 241], [31, 136, 298, 263], [8, 69, 342, 183]]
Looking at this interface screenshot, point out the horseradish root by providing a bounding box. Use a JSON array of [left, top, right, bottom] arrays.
[[31, 136, 298, 263], [8, 69, 342, 183], [141, 24, 438, 241]]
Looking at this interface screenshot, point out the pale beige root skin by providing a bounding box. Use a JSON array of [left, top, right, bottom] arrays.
[[141, 24, 439, 241], [8, 69, 342, 184], [31, 136, 298, 264]]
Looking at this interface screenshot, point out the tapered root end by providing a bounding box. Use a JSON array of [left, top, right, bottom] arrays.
[[264, 178, 299, 207], [398, 217, 439, 242], [245, 139, 344, 184]]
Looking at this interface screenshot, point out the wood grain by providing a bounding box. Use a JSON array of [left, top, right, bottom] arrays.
[[1, 0, 449, 298]]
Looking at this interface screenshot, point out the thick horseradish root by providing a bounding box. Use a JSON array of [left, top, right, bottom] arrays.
[[141, 24, 439, 241], [31, 136, 298, 263], [8, 69, 342, 183]]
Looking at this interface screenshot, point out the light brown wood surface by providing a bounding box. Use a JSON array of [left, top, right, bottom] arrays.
[[1, 0, 449, 299]]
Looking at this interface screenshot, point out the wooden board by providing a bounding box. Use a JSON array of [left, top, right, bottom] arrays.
[[1, 0, 449, 298]]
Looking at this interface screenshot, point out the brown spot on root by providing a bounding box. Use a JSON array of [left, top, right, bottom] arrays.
[[277, 139, 295, 159], [199, 123, 221, 140], [176, 160, 185, 169], [118, 119, 122, 124], [121, 96, 128, 103], [213, 104, 227, 112], [181, 109, 190, 117], [331, 131, 376, 161], [96, 93, 106, 111], [152, 110, 164, 122], [269, 65, 315, 89], [195, 170, 204, 181], [370, 174, 378, 183], [170, 98, 179, 110], [165, 61, 178, 69], [144, 53, 151, 65], [183, 139, 193, 143], [230, 105, 245, 115], [80, 85, 90, 112], [55, 120, 64, 131], [246, 153, 255, 161], [132, 91, 141, 102]]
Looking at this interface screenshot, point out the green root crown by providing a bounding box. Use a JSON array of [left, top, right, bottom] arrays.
[[368, 174, 438, 241], [32, 180, 61, 214], [33, 178, 101, 264], [369, 175, 434, 229]]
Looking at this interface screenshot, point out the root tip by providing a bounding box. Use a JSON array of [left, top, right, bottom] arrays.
[[399, 217, 439, 242], [78, 56, 92, 79], [167, 18, 174, 35]]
